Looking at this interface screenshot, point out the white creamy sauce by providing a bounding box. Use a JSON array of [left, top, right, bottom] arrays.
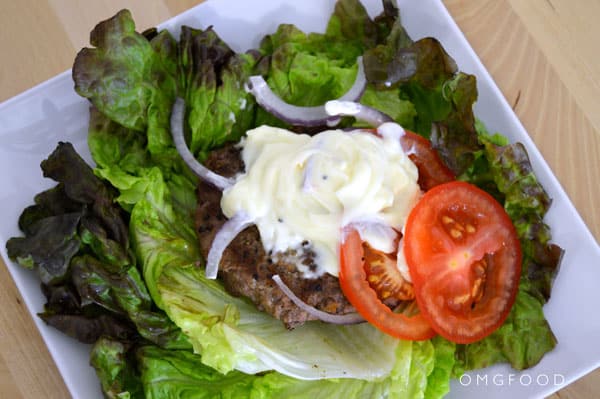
[[220, 123, 420, 277], [396, 236, 413, 283]]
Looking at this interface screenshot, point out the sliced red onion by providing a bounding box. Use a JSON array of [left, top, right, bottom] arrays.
[[206, 212, 254, 279], [246, 57, 366, 127], [171, 97, 234, 191], [324, 100, 393, 127], [272, 275, 365, 325]]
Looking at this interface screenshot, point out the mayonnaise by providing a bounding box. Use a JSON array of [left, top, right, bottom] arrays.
[[220, 123, 420, 277]]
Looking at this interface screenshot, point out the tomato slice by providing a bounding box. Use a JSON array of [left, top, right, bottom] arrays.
[[339, 229, 436, 341], [398, 130, 455, 191], [404, 181, 522, 344], [363, 243, 414, 302]]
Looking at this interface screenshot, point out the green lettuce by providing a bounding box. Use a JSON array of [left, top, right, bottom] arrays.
[[453, 288, 557, 373], [258, 23, 359, 107], [425, 338, 456, 399], [179, 27, 261, 158], [158, 265, 399, 378], [88, 108, 199, 308], [91, 336, 453, 399], [255, 0, 416, 130], [88, 103, 197, 219], [90, 338, 144, 399], [129, 170, 199, 309], [137, 346, 256, 399], [249, 338, 453, 399], [478, 135, 563, 304]]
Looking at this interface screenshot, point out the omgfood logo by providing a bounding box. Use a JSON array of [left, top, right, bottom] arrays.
[[459, 373, 565, 387]]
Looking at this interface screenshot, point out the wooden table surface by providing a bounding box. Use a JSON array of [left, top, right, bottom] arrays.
[[1, 0, 598, 398]]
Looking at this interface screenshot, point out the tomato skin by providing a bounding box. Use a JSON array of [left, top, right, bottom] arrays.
[[339, 229, 436, 341], [404, 181, 522, 344]]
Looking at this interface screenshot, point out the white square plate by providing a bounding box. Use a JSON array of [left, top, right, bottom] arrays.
[[1, 0, 599, 398]]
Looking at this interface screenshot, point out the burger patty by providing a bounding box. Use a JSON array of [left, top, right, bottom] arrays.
[[194, 143, 357, 329]]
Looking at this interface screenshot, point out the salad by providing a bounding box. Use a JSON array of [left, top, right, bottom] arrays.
[[5, 0, 563, 397]]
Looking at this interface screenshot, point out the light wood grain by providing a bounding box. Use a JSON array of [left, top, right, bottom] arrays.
[[507, 0, 600, 138], [445, 0, 600, 243], [0, 0, 598, 398]]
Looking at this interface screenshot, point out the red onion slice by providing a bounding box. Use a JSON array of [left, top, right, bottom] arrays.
[[324, 100, 393, 127], [206, 212, 254, 279], [272, 275, 365, 325], [171, 97, 234, 190], [246, 57, 366, 127]]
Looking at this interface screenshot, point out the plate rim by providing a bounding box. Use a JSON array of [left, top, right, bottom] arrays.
[[0, 1, 599, 398]]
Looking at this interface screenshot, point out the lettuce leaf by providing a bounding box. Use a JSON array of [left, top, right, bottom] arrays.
[[137, 346, 256, 399], [478, 135, 564, 304], [179, 27, 261, 158], [90, 338, 144, 399], [93, 337, 453, 399], [73, 10, 177, 134], [72, 254, 190, 349], [129, 172, 199, 309], [7, 143, 188, 349], [256, 0, 410, 129], [158, 265, 399, 379], [88, 100, 198, 221], [359, 85, 417, 127], [250, 339, 452, 399], [453, 288, 557, 374], [6, 142, 124, 285], [425, 338, 456, 399], [6, 210, 81, 284]]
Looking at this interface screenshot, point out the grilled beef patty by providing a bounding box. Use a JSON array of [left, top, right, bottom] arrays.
[[194, 143, 357, 329]]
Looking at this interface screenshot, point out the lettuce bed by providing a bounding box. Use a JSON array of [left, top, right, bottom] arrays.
[[6, 0, 561, 398]]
